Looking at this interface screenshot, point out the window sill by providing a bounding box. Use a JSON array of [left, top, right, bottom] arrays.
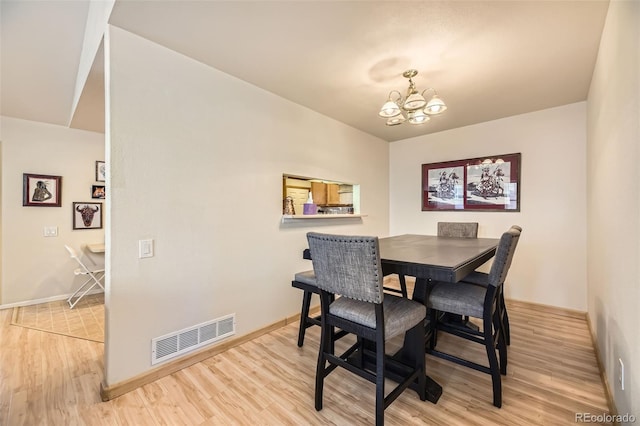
[[281, 214, 366, 223]]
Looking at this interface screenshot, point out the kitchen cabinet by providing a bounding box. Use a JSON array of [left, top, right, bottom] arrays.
[[311, 182, 341, 206], [311, 182, 327, 205], [327, 183, 340, 205]]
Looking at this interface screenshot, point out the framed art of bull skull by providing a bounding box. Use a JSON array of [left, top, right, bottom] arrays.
[[72, 202, 103, 230]]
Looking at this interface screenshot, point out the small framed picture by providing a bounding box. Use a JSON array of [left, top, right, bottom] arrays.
[[91, 185, 106, 199], [95, 161, 106, 182], [73, 202, 103, 230], [23, 173, 62, 207]]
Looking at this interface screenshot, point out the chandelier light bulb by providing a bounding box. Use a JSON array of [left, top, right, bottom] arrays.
[[425, 95, 447, 115], [386, 115, 406, 126], [408, 110, 430, 125], [378, 100, 401, 118], [403, 92, 427, 111]]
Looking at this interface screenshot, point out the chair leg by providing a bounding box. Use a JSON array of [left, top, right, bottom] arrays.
[[383, 274, 408, 298], [315, 323, 329, 411], [494, 311, 508, 376], [501, 293, 511, 345], [428, 308, 438, 349], [353, 336, 364, 369], [484, 311, 502, 408], [375, 334, 385, 426], [297, 290, 313, 347], [398, 274, 408, 298], [67, 273, 104, 309]]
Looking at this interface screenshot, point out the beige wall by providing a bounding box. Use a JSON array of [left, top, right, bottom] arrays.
[[0, 116, 105, 305], [103, 26, 389, 385], [587, 0, 639, 418], [389, 102, 588, 311]]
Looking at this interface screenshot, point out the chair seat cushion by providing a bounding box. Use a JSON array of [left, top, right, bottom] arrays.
[[330, 294, 426, 339], [428, 281, 487, 318], [294, 270, 317, 286]]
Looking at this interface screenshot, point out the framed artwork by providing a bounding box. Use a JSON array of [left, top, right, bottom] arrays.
[[95, 161, 106, 182], [73, 202, 103, 230], [91, 185, 106, 199], [23, 173, 62, 207], [422, 153, 521, 212]]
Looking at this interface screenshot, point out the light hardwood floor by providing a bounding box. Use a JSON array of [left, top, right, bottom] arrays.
[[0, 298, 612, 425]]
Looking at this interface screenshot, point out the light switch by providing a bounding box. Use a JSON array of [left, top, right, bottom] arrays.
[[43, 226, 58, 237], [139, 239, 154, 258]]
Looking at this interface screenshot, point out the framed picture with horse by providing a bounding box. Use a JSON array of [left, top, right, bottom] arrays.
[[422, 153, 520, 212]]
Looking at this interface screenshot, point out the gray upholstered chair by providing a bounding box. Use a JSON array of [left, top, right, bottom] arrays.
[[437, 221, 479, 238], [307, 232, 426, 426], [457, 224, 521, 345], [389, 222, 479, 298], [426, 226, 521, 408]]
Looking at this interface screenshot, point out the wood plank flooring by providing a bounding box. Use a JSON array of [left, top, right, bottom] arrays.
[[0, 297, 612, 425]]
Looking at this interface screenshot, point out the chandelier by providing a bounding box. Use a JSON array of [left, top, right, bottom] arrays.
[[378, 69, 447, 126]]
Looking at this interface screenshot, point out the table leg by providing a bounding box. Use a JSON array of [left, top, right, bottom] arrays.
[[393, 276, 442, 403], [392, 322, 442, 403]]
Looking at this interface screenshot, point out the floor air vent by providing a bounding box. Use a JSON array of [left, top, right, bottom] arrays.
[[151, 313, 235, 365]]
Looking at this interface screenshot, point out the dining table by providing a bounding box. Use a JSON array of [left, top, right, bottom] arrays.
[[302, 233, 499, 403], [377, 234, 499, 403]]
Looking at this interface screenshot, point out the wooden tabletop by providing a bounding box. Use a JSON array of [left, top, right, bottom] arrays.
[[379, 234, 499, 283], [87, 243, 105, 253]]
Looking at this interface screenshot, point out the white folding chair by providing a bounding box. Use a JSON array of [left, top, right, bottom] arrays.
[[64, 245, 105, 309]]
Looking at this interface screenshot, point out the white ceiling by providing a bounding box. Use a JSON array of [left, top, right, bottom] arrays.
[[1, 0, 609, 142]]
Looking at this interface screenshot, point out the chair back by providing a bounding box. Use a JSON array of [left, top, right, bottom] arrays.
[[64, 244, 92, 274], [488, 227, 521, 287], [64, 244, 79, 259], [307, 232, 384, 304], [437, 222, 479, 238]]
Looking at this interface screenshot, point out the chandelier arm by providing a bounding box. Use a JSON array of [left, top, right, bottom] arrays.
[[388, 90, 403, 104]]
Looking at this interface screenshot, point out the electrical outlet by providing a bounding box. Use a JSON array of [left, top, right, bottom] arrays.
[[618, 358, 625, 390], [139, 239, 154, 258]]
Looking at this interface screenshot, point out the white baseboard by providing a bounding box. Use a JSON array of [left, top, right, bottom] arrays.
[[0, 289, 103, 310]]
